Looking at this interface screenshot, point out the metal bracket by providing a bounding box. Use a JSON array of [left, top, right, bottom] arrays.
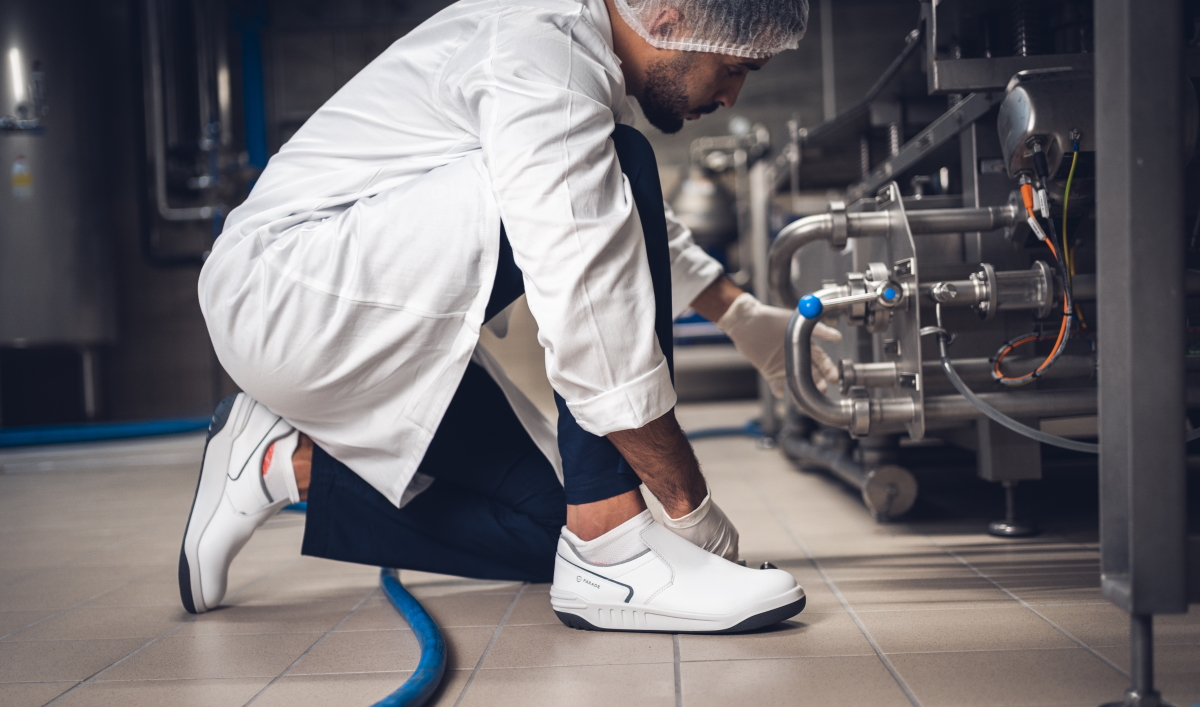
[[878, 182, 925, 440], [848, 92, 1004, 202]]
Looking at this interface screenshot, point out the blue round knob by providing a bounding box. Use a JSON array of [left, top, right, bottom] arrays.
[[798, 294, 824, 319], [884, 287, 897, 301]]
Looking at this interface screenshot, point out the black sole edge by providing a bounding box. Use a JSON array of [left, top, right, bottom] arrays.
[[554, 595, 806, 635], [177, 395, 239, 615], [178, 549, 197, 614]]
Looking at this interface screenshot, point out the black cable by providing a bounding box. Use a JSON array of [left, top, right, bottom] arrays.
[[931, 313, 1200, 452], [936, 327, 1099, 453]]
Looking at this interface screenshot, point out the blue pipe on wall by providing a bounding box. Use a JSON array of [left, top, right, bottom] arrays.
[[0, 417, 210, 448], [232, 0, 269, 170]]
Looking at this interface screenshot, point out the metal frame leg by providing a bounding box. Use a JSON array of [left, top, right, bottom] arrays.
[[1095, 0, 1188, 704], [749, 159, 780, 444]]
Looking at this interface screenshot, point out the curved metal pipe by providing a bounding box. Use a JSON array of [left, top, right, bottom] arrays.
[[770, 214, 839, 308], [788, 309, 917, 433], [145, 0, 222, 223], [769, 205, 1018, 306], [786, 312, 852, 426]]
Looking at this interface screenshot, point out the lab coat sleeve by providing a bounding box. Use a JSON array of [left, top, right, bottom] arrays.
[[459, 14, 676, 437], [664, 201, 725, 318]]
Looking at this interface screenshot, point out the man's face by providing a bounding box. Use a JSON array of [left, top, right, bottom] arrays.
[[639, 52, 768, 134]]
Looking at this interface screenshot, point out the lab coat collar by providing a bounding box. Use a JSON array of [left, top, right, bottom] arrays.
[[583, 0, 617, 57]]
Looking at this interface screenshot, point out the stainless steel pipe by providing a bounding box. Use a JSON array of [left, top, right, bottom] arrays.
[[769, 205, 1018, 306], [789, 305, 1101, 436], [779, 435, 918, 519], [786, 312, 853, 426], [842, 355, 1097, 393], [144, 0, 222, 222], [923, 355, 1096, 385], [923, 389, 1098, 425], [787, 310, 916, 433]]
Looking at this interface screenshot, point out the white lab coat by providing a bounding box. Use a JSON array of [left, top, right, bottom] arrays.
[[198, 0, 723, 507]]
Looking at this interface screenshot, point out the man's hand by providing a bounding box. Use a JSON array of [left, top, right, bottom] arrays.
[[661, 493, 740, 561], [606, 411, 741, 559], [693, 278, 841, 397]]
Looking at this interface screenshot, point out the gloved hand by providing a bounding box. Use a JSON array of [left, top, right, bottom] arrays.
[[662, 492, 740, 561], [716, 292, 842, 397]]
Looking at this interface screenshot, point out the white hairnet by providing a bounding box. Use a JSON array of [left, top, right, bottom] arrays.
[[612, 0, 809, 59]]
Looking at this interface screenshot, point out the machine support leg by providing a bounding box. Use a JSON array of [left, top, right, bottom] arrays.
[[988, 480, 1037, 538], [1103, 614, 1166, 707], [1131, 614, 1156, 701], [1095, 0, 1188, 703]]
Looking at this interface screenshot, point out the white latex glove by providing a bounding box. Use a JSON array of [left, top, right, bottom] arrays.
[[716, 292, 842, 398], [662, 493, 740, 561]]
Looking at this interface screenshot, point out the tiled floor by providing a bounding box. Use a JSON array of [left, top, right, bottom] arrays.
[[1, 401, 1197, 707]]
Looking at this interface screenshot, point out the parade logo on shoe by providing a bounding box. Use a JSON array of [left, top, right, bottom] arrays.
[[577, 576, 601, 589]]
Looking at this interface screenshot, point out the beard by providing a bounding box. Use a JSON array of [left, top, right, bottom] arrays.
[[639, 53, 719, 134]]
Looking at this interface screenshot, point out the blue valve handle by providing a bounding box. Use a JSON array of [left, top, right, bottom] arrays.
[[798, 294, 824, 319], [799, 282, 902, 319]]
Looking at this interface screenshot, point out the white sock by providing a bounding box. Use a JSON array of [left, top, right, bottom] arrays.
[[261, 430, 301, 504], [562, 510, 654, 565]]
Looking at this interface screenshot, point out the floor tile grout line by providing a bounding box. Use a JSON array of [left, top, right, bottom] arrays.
[[2, 537, 306, 643], [925, 536, 1132, 680], [0, 565, 167, 641], [453, 582, 526, 707], [673, 647, 1096, 664], [673, 633, 683, 707], [41, 555, 306, 705], [242, 586, 380, 706], [748, 479, 924, 707], [0, 518, 176, 590], [42, 616, 199, 705]]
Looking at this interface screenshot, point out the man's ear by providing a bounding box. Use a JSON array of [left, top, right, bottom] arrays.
[[644, 6, 683, 41]]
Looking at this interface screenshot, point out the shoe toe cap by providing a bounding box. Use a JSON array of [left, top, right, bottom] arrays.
[[758, 567, 802, 597]]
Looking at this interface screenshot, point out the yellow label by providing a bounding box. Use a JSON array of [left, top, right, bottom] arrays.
[[11, 157, 33, 200]]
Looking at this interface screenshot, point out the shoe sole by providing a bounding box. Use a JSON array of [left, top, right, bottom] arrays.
[[551, 590, 806, 634], [178, 394, 242, 614]]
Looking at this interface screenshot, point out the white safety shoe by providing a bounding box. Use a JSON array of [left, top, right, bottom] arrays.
[[550, 520, 805, 633], [179, 394, 299, 614]]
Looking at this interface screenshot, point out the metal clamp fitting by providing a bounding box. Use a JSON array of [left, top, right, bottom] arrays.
[[849, 387, 872, 437], [828, 201, 849, 250]]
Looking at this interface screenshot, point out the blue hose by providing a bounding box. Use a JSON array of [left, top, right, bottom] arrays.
[[6, 416, 448, 705], [685, 419, 762, 441], [0, 416, 210, 448], [281, 503, 446, 706], [374, 569, 447, 707]]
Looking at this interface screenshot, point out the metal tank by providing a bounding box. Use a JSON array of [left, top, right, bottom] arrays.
[[0, 0, 116, 348]]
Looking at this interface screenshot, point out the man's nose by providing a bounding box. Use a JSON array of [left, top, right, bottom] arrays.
[[714, 82, 744, 109]]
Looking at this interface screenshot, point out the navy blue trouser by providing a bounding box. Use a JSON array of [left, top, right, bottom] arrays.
[[301, 125, 674, 583]]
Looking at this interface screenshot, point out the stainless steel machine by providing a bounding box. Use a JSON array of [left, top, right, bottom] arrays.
[[755, 1, 1199, 703], [0, 0, 119, 423]]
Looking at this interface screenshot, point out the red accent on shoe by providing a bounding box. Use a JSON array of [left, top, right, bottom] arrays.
[[262, 442, 275, 476]]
